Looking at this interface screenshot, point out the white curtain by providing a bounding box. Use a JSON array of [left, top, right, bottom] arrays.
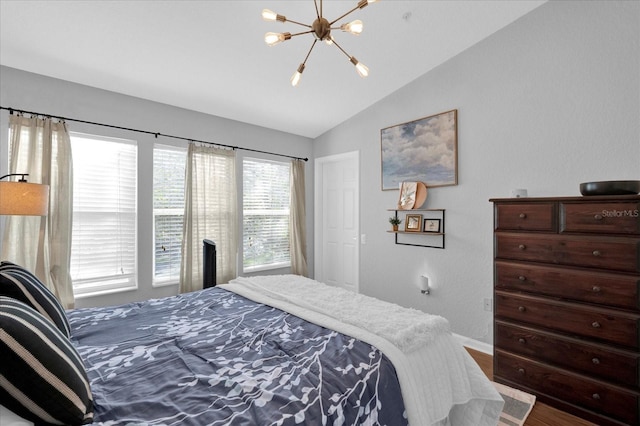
[[180, 144, 237, 293], [289, 159, 307, 276], [1, 114, 74, 308]]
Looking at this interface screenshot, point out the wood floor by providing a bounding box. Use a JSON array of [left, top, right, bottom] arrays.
[[465, 347, 598, 426]]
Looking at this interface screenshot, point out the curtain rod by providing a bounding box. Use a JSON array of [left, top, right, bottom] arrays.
[[0, 106, 308, 162]]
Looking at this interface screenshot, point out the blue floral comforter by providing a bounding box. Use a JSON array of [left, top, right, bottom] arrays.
[[68, 287, 407, 425]]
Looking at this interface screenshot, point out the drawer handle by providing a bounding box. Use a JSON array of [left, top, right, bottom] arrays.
[[592, 393, 601, 400], [592, 286, 601, 293], [594, 214, 603, 221], [518, 368, 525, 375], [518, 338, 526, 344], [519, 213, 527, 219], [518, 244, 526, 250], [592, 250, 601, 257], [592, 321, 601, 328], [518, 275, 526, 281], [518, 306, 526, 312], [592, 357, 600, 365]]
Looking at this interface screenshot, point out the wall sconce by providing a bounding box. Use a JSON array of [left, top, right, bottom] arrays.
[[418, 274, 430, 295], [0, 174, 50, 216]]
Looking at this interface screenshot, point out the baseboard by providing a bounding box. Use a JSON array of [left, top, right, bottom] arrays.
[[454, 333, 493, 355]]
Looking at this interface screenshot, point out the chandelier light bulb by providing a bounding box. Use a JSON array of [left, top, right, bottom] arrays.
[[350, 57, 369, 78], [290, 71, 302, 87], [324, 35, 334, 45], [341, 20, 363, 35], [357, 0, 378, 9], [262, 9, 286, 22], [262, 9, 278, 21], [291, 64, 305, 87], [355, 62, 369, 77], [265, 32, 291, 46]]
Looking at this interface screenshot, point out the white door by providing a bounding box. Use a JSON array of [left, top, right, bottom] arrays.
[[314, 151, 359, 293]]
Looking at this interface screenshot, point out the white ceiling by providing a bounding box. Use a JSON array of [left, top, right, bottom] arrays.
[[0, 0, 546, 138]]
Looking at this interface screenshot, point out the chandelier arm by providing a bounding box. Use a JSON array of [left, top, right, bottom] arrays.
[[329, 5, 360, 26], [329, 38, 352, 60], [302, 39, 319, 66], [285, 19, 312, 28], [330, 0, 371, 25], [314, 0, 321, 19], [290, 30, 315, 38]]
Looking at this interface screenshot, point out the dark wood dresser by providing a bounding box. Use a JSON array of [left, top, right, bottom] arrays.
[[490, 195, 640, 426]]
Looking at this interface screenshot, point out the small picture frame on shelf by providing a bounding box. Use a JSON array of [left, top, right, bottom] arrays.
[[423, 218, 441, 233], [405, 214, 423, 232]]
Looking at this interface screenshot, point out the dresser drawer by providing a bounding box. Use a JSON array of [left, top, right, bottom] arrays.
[[495, 203, 556, 232], [495, 233, 640, 273], [495, 320, 640, 387], [495, 260, 640, 311], [495, 292, 640, 349], [495, 350, 639, 426], [561, 201, 640, 235]]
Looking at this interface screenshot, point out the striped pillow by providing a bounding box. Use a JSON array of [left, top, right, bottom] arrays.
[[0, 261, 70, 337], [0, 297, 93, 425]]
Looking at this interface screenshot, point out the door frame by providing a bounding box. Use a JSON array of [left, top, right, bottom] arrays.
[[314, 150, 360, 292]]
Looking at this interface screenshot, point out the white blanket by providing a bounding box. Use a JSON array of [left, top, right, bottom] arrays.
[[223, 275, 504, 426], [229, 274, 449, 352]]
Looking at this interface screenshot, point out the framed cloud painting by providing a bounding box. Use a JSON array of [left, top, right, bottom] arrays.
[[381, 109, 458, 190]]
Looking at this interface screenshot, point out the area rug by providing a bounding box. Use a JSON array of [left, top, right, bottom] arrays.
[[494, 382, 536, 426]]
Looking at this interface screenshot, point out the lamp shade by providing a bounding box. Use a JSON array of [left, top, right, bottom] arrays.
[[0, 181, 50, 216]]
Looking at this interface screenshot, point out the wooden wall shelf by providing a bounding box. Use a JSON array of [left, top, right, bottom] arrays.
[[388, 208, 446, 249]]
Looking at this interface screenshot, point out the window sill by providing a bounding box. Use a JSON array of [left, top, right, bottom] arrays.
[[243, 262, 291, 274], [152, 279, 179, 288], [73, 285, 137, 300]]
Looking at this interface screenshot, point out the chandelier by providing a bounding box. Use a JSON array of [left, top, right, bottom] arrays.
[[263, 0, 378, 87]]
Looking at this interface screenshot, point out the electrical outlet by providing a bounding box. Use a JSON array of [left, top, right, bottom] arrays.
[[483, 298, 493, 312]]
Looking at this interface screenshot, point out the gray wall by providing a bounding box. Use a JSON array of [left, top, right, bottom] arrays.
[[0, 66, 314, 308], [313, 0, 639, 344]]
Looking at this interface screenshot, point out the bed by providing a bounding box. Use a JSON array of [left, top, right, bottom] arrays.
[[1, 263, 503, 425]]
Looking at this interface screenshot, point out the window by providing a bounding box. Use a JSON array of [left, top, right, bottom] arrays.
[[243, 158, 291, 272], [70, 134, 137, 296], [153, 145, 187, 285]]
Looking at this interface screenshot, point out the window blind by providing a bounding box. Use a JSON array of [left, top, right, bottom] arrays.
[[69, 134, 137, 296], [243, 158, 290, 271], [153, 145, 186, 284]]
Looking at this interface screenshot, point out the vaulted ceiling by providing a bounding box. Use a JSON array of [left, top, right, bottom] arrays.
[[0, 1, 546, 138]]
